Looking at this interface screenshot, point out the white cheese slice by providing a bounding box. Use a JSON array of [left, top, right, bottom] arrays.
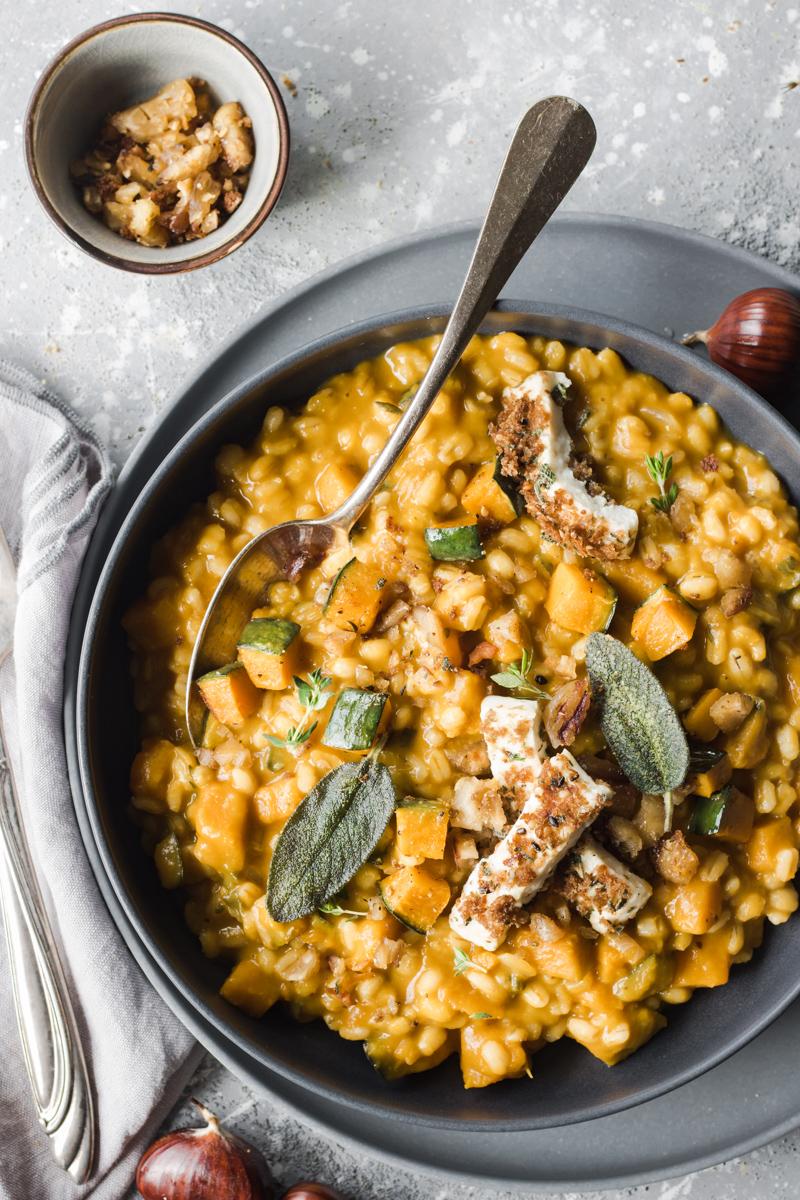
[[557, 834, 652, 935], [479, 695, 545, 802], [449, 749, 612, 951]]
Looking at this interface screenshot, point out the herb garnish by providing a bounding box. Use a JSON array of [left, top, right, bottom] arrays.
[[552, 380, 570, 403], [453, 948, 487, 976], [267, 758, 396, 921], [470, 1012, 492, 1020], [491, 649, 550, 700], [267, 668, 332, 750], [586, 633, 689, 797], [319, 901, 368, 919], [645, 450, 679, 514]]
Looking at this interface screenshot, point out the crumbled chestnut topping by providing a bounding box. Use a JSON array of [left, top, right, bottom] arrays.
[[70, 78, 254, 248]]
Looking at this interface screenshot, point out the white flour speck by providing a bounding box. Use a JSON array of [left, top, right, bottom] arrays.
[[351, 47, 372, 65], [633, 101, 646, 118], [306, 91, 330, 118], [647, 187, 665, 206], [446, 119, 467, 147]]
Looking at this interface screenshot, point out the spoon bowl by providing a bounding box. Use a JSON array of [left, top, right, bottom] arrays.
[[186, 95, 596, 742]]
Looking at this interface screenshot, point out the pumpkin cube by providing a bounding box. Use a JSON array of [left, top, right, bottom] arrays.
[[524, 931, 593, 982], [683, 688, 725, 742], [631, 586, 697, 661], [601, 558, 667, 604], [187, 782, 248, 874], [747, 816, 798, 878], [315, 461, 360, 513], [221, 958, 280, 1016], [673, 929, 731, 989], [197, 662, 261, 726], [237, 617, 300, 690], [461, 460, 520, 525], [546, 561, 617, 636], [665, 878, 722, 935], [379, 866, 450, 933], [325, 557, 387, 634], [691, 753, 732, 797], [725, 701, 769, 768], [395, 800, 449, 860]]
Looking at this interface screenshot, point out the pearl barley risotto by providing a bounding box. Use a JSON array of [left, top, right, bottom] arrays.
[[125, 333, 800, 1089]]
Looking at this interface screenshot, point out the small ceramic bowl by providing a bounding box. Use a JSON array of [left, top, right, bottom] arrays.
[[25, 13, 290, 273]]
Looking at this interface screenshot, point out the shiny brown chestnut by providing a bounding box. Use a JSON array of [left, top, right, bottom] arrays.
[[136, 1099, 276, 1200], [682, 287, 800, 397], [280, 1185, 346, 1200]]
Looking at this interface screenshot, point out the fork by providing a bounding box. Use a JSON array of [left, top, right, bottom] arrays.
[[0, 527, 95, 1181]]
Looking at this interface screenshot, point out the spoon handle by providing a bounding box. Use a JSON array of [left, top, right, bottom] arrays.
[[330, 96, 596, 532]]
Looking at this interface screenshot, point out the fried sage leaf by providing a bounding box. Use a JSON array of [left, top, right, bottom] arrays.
[[267, 759, 396, 922], [585, 633, 689, 794]]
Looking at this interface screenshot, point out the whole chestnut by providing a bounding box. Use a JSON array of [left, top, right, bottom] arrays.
[[281, 1185, 346, 1200], [682, 287, 800, 397], [136, 1099, 276, 1200]]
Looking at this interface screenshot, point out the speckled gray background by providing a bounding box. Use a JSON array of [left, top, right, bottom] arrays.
[[3, 0, 800, 1196]]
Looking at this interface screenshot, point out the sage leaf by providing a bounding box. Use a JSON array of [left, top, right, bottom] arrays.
[[585, 633, 689, 794], [267, 759, 396, 921]]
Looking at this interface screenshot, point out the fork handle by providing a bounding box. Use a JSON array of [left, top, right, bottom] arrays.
[[0, 716, 95, 1182]]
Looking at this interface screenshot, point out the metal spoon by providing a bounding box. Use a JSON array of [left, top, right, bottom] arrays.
[[186, 96, 596, 745]]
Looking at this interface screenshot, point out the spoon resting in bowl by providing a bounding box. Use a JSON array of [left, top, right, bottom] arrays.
[[185, 95, 596, 745]]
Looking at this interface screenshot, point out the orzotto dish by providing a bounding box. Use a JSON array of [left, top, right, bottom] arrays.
[[124, 331, 800, 1089]]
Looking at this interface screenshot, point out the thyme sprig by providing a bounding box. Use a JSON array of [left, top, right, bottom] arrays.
[[645, 450, 679, 514], [453, 947, 487, 976], [490, 648, 550, 700], [268, 668, 332, 749]]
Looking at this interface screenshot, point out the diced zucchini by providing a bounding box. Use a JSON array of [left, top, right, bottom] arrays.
[[461, 459, 522, 525], [324, 557, 387, 634], [612, 953, 673, 1002], [379, 865, 450, 932], [322, 688, 389, 750], [689, 785, 754, 843], [545, 561, 617, 635], [424, 520, 484, 562], [365, 1032, 455, 1079], [154, 832, 184, 889], [237, 617, 300, 690], [395, 799, 448, 860], [631, 586, 697, 661], [196, 661, 261, 726]]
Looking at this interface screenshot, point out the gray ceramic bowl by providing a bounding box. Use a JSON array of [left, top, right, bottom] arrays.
[[74, 303, 800, 1129], [25, 13, 290, 273]]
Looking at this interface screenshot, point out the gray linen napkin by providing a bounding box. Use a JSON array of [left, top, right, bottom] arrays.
[[0, 363, 199, 1199]]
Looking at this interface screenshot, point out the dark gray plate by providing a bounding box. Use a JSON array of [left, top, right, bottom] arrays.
[[64, 216, 800, 1185]]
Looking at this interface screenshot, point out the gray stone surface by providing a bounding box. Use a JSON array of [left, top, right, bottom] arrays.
[[2, 0, 800, 1195]]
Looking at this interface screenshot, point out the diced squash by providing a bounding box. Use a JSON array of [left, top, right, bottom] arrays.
[[324, 558, 387, 634], [631, 586, 697, 661], [424, 520, 484, 562], [366, 1031, 456, 1079], [691, 753, 732, 797], [746, 816, 798, 876], [689, 785, 754, 843], [196, 662, 261, 726], [337, 912, 401, 970], [665, 878, 722, 935], [683, 688, 725, 742], [569, 1005, 666, 1067], [154, 832, 184, 888], [725, 700, 769, 768], [461, 459, 521, 525], [237, 617, 300, 690], [485, 608, 527, 664], [221, 958, 280, 1017], [322, 688, 390, 750], [379, 865, 450, 933], [601, 558, 667, 605], [673, 929, 731, 989], [523, 930, 593, 982], [460, 1019, 530, 1088], [315, 461, 359, 513], [545, 561, 617, 636], [187, 782, 248, 874], [395, 800, 449, 860]]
